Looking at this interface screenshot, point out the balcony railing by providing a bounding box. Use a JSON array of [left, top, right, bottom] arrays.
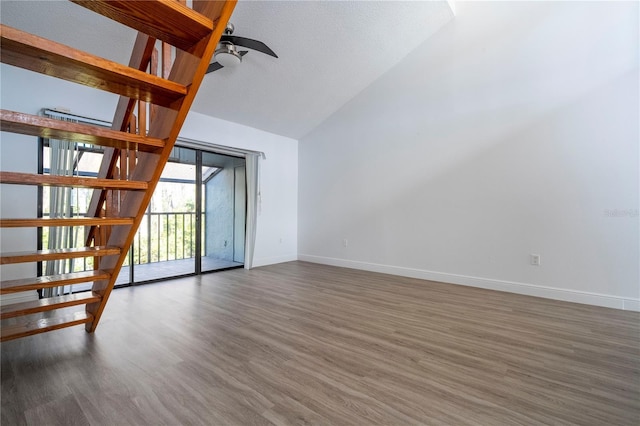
[[131, 211, 205, 265], [42, 211, 204, 275]]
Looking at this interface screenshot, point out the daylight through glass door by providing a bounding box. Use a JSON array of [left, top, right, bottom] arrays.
[[201, 151, 246, 273]]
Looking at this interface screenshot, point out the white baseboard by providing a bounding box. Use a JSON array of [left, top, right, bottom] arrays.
[[622, 299, 640, 311], [298, 254, 640, 312], [252, 254, 298, 268]]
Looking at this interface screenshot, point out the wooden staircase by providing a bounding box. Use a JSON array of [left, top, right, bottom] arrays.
[[0, 0, 237, 341]]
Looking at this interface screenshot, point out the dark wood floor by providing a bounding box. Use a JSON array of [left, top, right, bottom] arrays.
[[2, 261, 639, 425]]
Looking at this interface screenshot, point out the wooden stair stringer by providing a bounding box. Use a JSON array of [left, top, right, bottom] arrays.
[[85, 32, 157, 247], [85, 0, 238, 332]]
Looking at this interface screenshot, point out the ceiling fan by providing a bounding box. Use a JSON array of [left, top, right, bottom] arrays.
[[206, 23, 278, 74]]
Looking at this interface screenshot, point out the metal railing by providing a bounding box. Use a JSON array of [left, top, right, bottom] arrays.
[[42, 211, 204, 273], [131, 211, 205, 265]]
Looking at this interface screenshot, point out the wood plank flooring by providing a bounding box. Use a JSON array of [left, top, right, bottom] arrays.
[[1, 261, 638, 425]]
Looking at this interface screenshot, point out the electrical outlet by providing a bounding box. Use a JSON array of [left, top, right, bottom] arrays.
[[530, 254, 541, 266], [343, 239, 348, 248]]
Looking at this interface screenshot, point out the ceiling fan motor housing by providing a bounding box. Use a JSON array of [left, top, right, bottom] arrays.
[[215, 41, 243, 67]]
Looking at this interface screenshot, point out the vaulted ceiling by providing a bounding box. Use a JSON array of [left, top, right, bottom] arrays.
[[1, 1, 455, 139]]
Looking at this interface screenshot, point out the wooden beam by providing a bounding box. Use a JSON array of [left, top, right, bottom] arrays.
[[112, 33, 157, 131], [162, 42, 172, 79]]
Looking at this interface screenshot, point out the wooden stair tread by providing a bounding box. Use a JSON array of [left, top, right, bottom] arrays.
[[1, 291, 101, 319], [0, 24, 187, 109], [0, 217, 134, 228], [0, 172, 148, 190], [1, 110, 165, 152], [70, 0, 214, 54], [1, 311, 92, 342], [1, 270, 110, 294], [0, 246, 120, 265]]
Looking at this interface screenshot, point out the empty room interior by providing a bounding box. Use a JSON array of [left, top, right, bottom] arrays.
[[0, 0, 638, 424]]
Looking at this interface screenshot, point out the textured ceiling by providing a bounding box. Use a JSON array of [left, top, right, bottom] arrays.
[[1, 1, 454, 139]]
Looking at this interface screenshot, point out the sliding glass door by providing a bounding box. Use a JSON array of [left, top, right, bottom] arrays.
[[119, 147, 246, 284], [119, 147, 198, 284], [118, 147, 245, 284], [201, 152, 246, 273]]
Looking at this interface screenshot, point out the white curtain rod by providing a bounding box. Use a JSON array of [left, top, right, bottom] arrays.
[[177, 137, 266, 160]]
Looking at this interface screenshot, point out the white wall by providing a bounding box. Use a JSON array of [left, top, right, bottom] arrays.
[[182, 110, 298, 267], [0, 65, 298, 289], [298, 1, 640, 310]]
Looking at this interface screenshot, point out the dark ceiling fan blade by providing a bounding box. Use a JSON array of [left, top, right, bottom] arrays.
[[205, 51, 249, 75], [221, 35, 278, 58], [206, 61, 224, 74]]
